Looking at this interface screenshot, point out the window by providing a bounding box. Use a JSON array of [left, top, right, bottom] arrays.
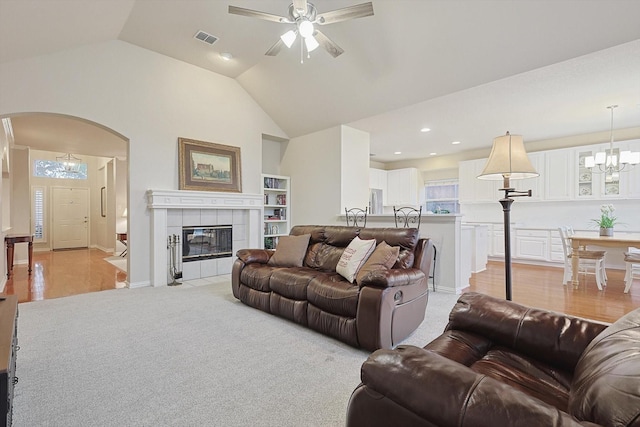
[[33, 159, 87, 179], [32, 186, 45, 241], [424, 180, 459, 214]]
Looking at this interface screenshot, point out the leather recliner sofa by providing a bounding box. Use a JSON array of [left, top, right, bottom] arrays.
[[231, 225, 434, 351], [347, 292, 640, 427]]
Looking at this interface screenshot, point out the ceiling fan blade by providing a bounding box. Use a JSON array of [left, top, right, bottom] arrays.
[[228, 5, 291, 23], [314, 30, 344, 58], [292, 0, 308, 16], [316, 2, 374, 25], [265, 38, 285, 56]]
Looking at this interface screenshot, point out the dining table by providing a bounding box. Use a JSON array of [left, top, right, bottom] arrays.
[[569, 232, 640, 286]]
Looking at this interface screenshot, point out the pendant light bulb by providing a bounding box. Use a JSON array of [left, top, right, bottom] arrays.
[[298, 20, 314, 38]]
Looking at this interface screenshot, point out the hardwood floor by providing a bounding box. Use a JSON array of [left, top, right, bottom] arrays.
[[467, 260, 640, 323], [4, 248, 126, 303], [4, 249, 639, 323]]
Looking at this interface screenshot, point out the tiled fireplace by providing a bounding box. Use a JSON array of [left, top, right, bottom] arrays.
[[147, 190, 263, 286]]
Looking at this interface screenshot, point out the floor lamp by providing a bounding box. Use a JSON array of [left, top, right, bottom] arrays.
[[478, 132, 539, 301]]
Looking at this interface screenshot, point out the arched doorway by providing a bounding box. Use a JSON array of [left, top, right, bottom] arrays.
[[1, 112, 129, 300]]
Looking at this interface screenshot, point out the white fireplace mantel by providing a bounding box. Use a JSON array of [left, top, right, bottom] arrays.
[[147, 189, 263, 210], [146, 189, 264, 287]]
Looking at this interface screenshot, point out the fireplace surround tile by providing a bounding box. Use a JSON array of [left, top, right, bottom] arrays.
[[147, 190, 263, 287]]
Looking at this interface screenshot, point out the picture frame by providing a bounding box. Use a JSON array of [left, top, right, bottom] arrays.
[[178, 138, 242, 193], [100, 187, 106, 217]]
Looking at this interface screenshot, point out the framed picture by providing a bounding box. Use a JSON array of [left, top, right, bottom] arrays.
[[100, 187, 106, 217], [178, 138, 242, 192]]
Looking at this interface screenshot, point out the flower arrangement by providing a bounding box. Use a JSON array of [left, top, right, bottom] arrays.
[[593, 204, 617, 229]]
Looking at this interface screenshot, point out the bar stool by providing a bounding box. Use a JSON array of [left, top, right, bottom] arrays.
[[345, 207, 368, 227]]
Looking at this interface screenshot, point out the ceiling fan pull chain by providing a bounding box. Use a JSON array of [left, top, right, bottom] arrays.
[[300, 37, 304, 64]]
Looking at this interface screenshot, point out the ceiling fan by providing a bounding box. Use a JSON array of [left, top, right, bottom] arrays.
[[228, 0, 374, 60]]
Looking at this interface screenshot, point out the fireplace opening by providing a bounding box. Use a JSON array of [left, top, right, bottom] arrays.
[[182, 225, 232, 262]]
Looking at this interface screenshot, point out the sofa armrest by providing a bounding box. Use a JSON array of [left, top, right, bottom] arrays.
[[447, 292, 609, 372], [353, 345, 588, 427], [235, 248, 273, 264], [358, 268, 426, 288]]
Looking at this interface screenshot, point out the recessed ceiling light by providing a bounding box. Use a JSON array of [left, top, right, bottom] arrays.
[[420, 127, 431, 133], [220, 52, 233, 61], [394, 151, 402, 155], [452, 141, 461, 145], [429, 152, 437, 156]]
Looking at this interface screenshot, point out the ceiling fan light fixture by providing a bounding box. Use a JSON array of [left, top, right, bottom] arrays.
[[298, 20, 314, 38], [304, 35, 319, 52], [280, 30, 297, 48]]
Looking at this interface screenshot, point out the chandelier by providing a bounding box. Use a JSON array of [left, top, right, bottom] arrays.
[[585, 105, 640, 181], [56, 153, 83, 173]]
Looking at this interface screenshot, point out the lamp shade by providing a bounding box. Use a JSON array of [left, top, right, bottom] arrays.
[[478, 133, 539, 181]]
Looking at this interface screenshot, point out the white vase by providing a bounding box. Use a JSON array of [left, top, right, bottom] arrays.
[[599, 227, 613, 237]]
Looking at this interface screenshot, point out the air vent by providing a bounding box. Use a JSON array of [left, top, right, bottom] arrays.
[[194, 30, 218, 45]]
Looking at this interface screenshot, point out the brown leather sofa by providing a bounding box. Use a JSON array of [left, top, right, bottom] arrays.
[[231, 225, 434, 351], [347, 292, 640, 427]]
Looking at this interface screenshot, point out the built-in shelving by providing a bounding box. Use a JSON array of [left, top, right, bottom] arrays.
[[262, 174, 290, 249]]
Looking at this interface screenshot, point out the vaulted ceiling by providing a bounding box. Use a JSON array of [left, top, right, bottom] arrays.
[[1, 0, 640, 162]]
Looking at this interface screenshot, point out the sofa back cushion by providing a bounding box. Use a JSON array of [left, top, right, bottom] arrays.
[[290, 226, 419, 272], [359, 228, 419, 269], [568, 308, 640, 427], [445, 293, 607, 372]]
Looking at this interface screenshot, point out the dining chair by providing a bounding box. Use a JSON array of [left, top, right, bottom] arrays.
[[558, 226, 607, 290], [623, 247, 640, 293], [345, 207, 368, 227]]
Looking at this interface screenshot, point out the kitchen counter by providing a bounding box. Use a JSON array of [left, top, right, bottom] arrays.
[[342, 213, 468, 294]]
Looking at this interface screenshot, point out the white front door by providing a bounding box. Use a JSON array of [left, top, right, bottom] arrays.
[[52, 187, 89, 249]]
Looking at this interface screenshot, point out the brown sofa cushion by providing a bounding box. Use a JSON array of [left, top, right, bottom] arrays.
[[568, 308, 640, 426], [356, 241, 399, 284], [267, 234, 310, 267]]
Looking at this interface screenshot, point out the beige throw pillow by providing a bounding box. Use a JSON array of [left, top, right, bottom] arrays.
[[356, 241, 400, 284], [336, 236, 376, 283], [267, 234, 311, 267]]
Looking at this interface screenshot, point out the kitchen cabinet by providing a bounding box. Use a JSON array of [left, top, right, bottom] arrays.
[[262, 174, 290, 249], [544, 148, 573, 200], [515, 229, 549, 261], [385, 168, 422, 206], [369, 168, 388, 205], [513, 152, 544, 201], [458, 159, 499, 203]]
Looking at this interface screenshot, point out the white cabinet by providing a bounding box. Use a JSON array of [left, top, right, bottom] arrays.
[[544, 148, 573, 200], [459, 159, 499, 203], [262, 174, 290, 249], [471, 225, 488, 273], [513, 152, 544, 201], [515, 229, 549, 261], [369, 168, 388, 205], [385, 168, 422, 206]]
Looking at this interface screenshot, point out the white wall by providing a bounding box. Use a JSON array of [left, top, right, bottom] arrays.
[[462, 198, 640, 232], [0, 40, 287, 287], [340, 126, 370, 211], [281, 126, 342, 226]]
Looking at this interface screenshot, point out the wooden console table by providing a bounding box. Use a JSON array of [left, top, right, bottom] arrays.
[[5, 234, 34, 278]]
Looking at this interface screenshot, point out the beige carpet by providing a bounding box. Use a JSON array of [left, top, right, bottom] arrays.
[[104, 255, 127, 273], [13, 280, 459, 426]]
